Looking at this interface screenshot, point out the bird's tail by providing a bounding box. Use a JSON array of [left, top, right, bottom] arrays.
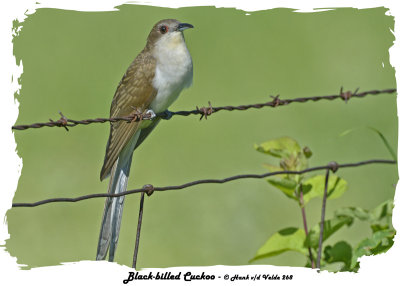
[[96, 131, 141, 261]]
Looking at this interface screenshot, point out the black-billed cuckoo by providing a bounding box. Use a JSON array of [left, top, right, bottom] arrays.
[[96, 19, 194, 261]]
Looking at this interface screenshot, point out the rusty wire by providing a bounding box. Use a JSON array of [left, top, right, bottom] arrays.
[[11, 88, 397, 131], [11, 159, 396, 208]]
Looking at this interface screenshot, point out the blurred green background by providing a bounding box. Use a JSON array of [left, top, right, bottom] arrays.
[[7, 5, 397, 269]]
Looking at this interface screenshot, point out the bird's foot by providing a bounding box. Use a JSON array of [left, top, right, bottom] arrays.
[[145, 109, 156, 120]]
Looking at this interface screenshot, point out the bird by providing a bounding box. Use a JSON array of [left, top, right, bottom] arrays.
[[96, 19, 194, 262]]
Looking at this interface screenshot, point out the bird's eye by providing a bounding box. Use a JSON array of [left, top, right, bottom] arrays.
[[160, 25, 168, 34]]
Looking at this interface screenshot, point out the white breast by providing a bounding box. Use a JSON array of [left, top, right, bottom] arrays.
[[150, 32, 193, 113]]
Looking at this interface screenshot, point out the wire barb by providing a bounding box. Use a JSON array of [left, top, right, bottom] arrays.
[[339, 86, 360, 104], [197, 101, 213, 120], [270, 94, 281, 107], [48, 111, 69, 131]]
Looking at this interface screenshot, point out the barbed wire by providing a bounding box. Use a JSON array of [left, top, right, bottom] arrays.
[[11, 88, 397, 131], [11, 159, 395, 208]]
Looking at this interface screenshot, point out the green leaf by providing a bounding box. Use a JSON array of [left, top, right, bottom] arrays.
[[262, 163, 284, 173], [300, 183, 312, 196], [368, 127, 396, 160], [334, 200, 394, 228], [255, 137, 301, 159], [296, 153, 309, 171], [370, 224, 390, 233], [306, 216, 353, 249], [267, 177, 298, 200], [334, 207, 372, 221], [250, 227, 307, 262], [302, 174, 348, 204], [324, 241, 353, 271], [369, 200, 394, 232], [370, 199, 394, 222], [351, 229, 396, 269]]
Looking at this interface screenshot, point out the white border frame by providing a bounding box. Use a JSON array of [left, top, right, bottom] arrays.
[[1, 1, 398, 285]]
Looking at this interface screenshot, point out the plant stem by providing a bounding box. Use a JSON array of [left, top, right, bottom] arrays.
[[132, 192, 145, 269], [299, 184, 315, 269], [316, 169, 330, 269]]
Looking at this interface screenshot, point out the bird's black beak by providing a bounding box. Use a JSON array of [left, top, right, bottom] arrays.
[[177, 23, 194, 31]]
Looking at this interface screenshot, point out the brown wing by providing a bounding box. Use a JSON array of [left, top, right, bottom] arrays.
[[100, 50, 157, 181]]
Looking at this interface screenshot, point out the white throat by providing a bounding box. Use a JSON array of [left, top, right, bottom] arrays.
[[150, 31, 193, 113]]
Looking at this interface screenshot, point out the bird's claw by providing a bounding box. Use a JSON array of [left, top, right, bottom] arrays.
[[145, 109, 156, 120]]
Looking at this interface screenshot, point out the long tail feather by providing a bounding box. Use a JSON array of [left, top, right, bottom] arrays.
[[96, 131, 141, 261]]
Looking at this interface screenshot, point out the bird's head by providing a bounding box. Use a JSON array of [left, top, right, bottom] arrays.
[[146, 19, 194, 49]]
